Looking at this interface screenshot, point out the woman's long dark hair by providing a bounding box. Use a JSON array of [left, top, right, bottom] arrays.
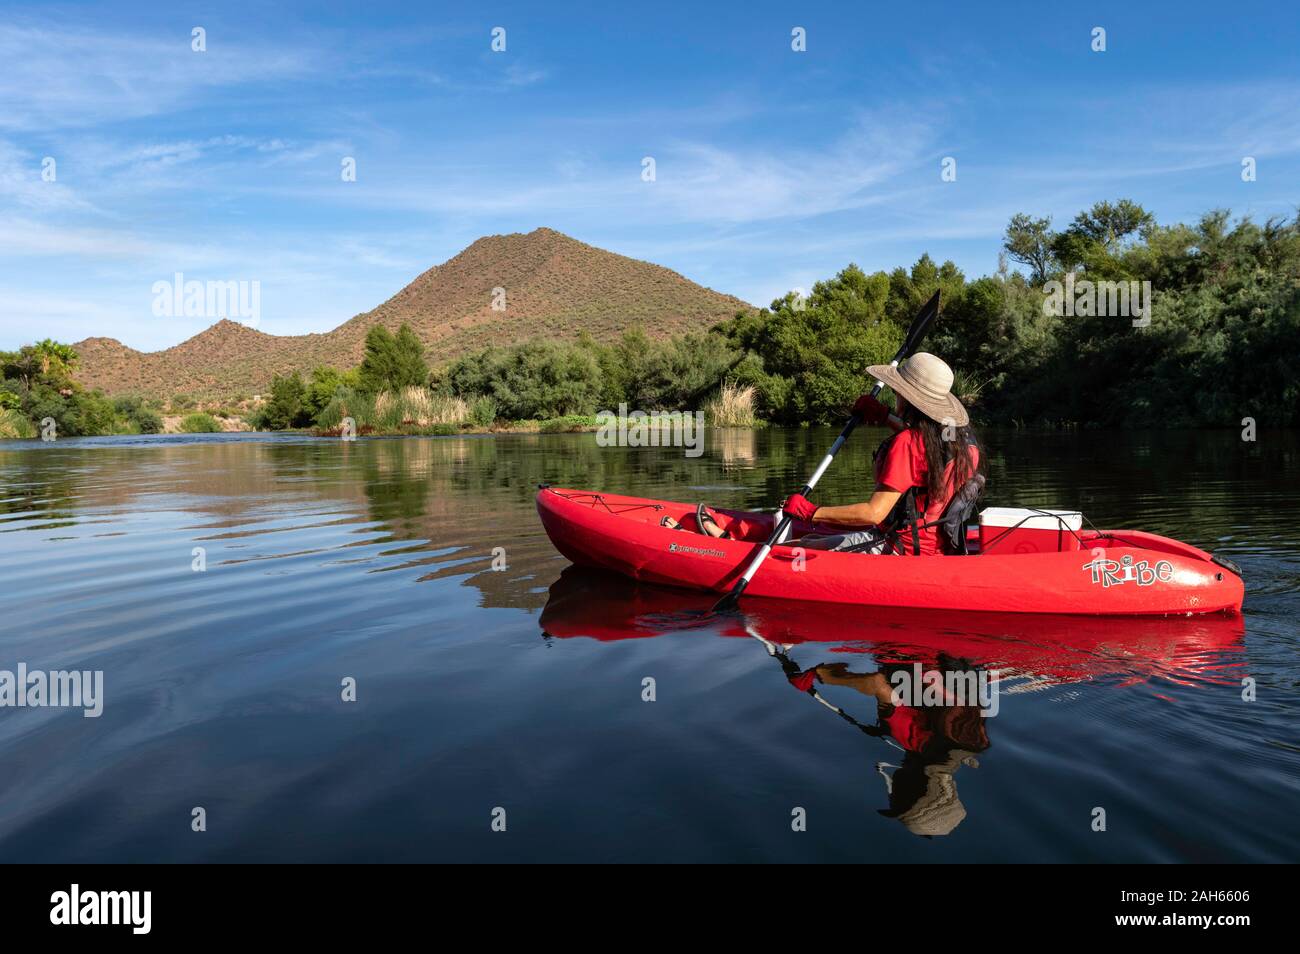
[[897, 403, 984, 500]]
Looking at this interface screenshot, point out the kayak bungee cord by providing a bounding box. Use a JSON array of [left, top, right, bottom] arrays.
[[711, 291, 941, 613]]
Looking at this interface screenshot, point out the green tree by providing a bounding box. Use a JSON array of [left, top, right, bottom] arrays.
[[260, 372, 310, 430], [716, 263, 914, 423], [444, 341, 603, 419], [307, 366, 341, 411], [1050, 200, 1154, 275], [2, 340, 79, 388], [1003, 213, 1057, 285], [357, 324, 428, 394], [33, 339, 79, 379], [1067, 199, 1154, 250]]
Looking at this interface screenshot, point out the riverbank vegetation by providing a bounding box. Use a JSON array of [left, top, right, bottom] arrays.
[[0, 340, 162, 437], [429, 200, 1298, 429], [0, 340, 258, 438], [179, 413, 223, 433], [6, 200, 1296, 440]]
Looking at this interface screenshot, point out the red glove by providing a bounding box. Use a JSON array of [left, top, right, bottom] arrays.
[[782, 493, 819, 523], [788, 670, 818, 693], [852, 394, 891, 425]]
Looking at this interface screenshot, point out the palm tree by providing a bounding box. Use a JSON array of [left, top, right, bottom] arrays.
[[32, 339, 79, 379]]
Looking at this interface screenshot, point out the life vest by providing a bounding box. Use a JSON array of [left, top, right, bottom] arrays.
[[875, 432, 981, 556]]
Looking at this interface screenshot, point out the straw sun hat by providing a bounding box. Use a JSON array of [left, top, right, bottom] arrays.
[[867, 352, 969, 427]]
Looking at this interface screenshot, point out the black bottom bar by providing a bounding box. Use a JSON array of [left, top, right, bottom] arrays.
[[3, 864, 1280, 939]]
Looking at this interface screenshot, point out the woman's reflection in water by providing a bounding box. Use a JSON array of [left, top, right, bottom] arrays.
[[805, 654, 991, 837]]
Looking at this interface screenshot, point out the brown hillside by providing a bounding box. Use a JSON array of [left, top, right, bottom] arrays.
[[72, 228, 755, 398]]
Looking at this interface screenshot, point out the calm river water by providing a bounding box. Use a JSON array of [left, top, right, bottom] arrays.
[[0, 427, 1296, 862]]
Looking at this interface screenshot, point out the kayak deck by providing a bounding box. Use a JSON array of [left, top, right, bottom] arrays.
[[536, 487, 1244, 616]]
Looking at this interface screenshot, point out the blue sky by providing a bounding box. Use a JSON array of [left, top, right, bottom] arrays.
[[2, 0, 1298, 351]]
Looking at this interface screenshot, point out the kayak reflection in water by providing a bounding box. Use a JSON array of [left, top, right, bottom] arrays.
[[541, 566, 1247, 840], [668, 353, 987, 557], [793, 653, 991, 837]]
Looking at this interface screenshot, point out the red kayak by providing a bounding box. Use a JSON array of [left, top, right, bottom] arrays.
[[536, 487, 1245, 616]]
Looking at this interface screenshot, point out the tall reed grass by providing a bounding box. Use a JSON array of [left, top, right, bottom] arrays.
[[706, 381, 757, 427], [0, 408, 37, 439], [317, 386, 469, 432]]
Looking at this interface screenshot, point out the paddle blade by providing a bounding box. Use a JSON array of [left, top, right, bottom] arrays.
[[710, 590, 740, 614], [901, 290, 941, 358]]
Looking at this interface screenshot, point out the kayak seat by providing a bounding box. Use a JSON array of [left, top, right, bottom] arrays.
[[937, 475, 986, 555], [887, 474, 985, 555]]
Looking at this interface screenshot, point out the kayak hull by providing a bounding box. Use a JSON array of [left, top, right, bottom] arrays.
[[536, 488, 1245, 616]]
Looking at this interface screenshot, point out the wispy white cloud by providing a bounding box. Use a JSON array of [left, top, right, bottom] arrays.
[[349, 58, 549, 92], [642, 116, 933, 223], [0, 290, 141, 344], [250, 110, 940, 228], [0, 217, 170, 257], [0, 22, 317, 131], [500, 62, 549, 88], [0, 214, 462, 348], [57, 134, 355, 192], [0, 141, 96, 212], [983, 82, 1300, 186]]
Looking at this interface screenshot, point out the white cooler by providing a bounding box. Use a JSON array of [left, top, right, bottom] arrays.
[[978, 507, 1083, 554]]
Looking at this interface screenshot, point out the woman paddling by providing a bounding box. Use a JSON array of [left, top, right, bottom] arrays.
[[680, 353, 984, 555], [785, 352, 983, 555]]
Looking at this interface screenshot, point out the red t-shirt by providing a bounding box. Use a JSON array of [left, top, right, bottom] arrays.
[[882, 704, 934, 753], [875, 429, 978, 556]]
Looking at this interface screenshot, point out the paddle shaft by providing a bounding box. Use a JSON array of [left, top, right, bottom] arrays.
[[712, 291, 940, 611], [716, 377, 887, 603], [745, 626, 882, 738]]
